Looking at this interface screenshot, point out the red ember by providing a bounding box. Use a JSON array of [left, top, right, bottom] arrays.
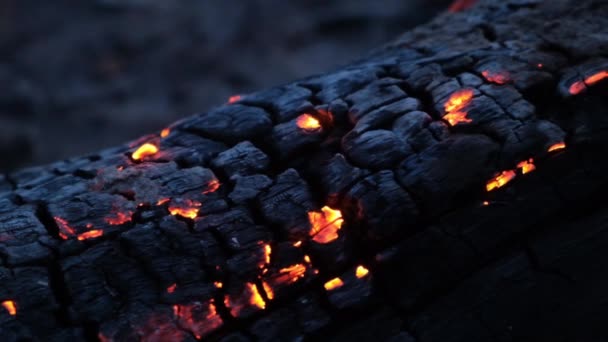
[[54, 216, 76, 240], [481, 70, 510, 84]]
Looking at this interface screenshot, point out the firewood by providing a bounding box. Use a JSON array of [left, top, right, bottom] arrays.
[[1, 0, 608, 340]]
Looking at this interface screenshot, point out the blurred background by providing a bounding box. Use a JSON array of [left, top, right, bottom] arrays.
[[0, 0, 452, 171]]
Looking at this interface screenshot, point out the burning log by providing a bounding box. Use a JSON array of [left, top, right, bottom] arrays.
[[1, 0, 608, 341]]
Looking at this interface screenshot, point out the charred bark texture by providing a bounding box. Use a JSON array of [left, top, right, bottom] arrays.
[[1, 0, 608, 341]]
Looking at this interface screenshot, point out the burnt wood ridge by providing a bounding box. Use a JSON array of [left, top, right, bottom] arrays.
[[1, 0, 608, 341]]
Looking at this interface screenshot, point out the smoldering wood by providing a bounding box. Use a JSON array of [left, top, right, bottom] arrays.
[[1, 0, 608, 341]]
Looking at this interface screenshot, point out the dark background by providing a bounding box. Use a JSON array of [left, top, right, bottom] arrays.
[[0, 0, 451, 171]]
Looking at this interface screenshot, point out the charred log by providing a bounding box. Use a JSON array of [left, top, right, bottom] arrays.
[[2, 0, 608, 341]]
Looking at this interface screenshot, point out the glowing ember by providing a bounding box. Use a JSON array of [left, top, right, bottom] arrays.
[[204, 179, 221, 194], [586, 71, 608, 86], [263, 244, 271, 265], [304, 255, 311, 264], [168, 200, 201, 219], [173, 301, 223, 338], [356, 265, 370, 278], [228, 95, 242, 103], [569, 81, 586, 95], [482, 201, 490, 206], [278, 264, 307, 283], [160, 128, 171, 138], [481, 70, 510, 84], [448, 0, 477, 12], [517, 159, 536, 174], [569, 71, 608, 95], [296, 114, 322, 132], [293, 241, 302, 248], [308, 206, 344, 244], [324, 277, 344, 291], [131, 143, 159, 161], [77, 230, 103, 241], [548, 142, 566, 152], [444, 89, 474, 113], [248, 283, 266, 309], [104, 210, 132, 225], [225, 283, 266, 317], [54, 216, 76, 240], [157, 198, 171, 205], [214, 282, 223, 289], [167, 283, 177, 293], [443, 111, 473, 126], [443, 89, 474, 126], [486, 170, 517, 192], [262, 281, 274, 300], [2, 300, 16, 316]]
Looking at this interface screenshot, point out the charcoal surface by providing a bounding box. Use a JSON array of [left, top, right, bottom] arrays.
[[1, 0, 608, 341]]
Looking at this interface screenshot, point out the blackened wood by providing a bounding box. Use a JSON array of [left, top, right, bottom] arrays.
[[1, 0, 608, 341]]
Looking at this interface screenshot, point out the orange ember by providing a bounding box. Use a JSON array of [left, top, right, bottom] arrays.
[[225, 283, 266, 317], [304, 255, 311, 264], [157, 198, 171, 205], [54, 216, 76, 240], [482, 201, 490, 206], [548, 142, 566, 152], [160, 128, 171, 138], [443, 89, 474, 126], [293, 241, 302, 248], [2, 300, 16, 316], [448, 0, 477, 12], [443, 111, 473, 126], [104, 210, 132, 225], [481, 70, 510, 84], [77, 230, 104, 241], [278, 264, 307, 283], [167, 283, 177, 293], [204, 179, 221, 194], [262, 281, 274, 300], [444, 89, 474, 113], [296, 114, 322, 132], [228, 95, 242, 104], [168, 200, 201, 219], [263, 244, 272, 265], [308, 206, 344, 244], [585, 70, 608, 86], [132, 143, 159, 161], [356, 265, 370, 279], [324, 277, 344, 291], [248, 283, 266, 310], [214, 282, 223, 289], [569, 70, 608, 95], [486, 170, 517, 192], [517, 159, 536, 174]]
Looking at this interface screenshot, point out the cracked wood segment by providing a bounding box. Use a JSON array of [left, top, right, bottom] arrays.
[[1, 0, 608, 341]]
